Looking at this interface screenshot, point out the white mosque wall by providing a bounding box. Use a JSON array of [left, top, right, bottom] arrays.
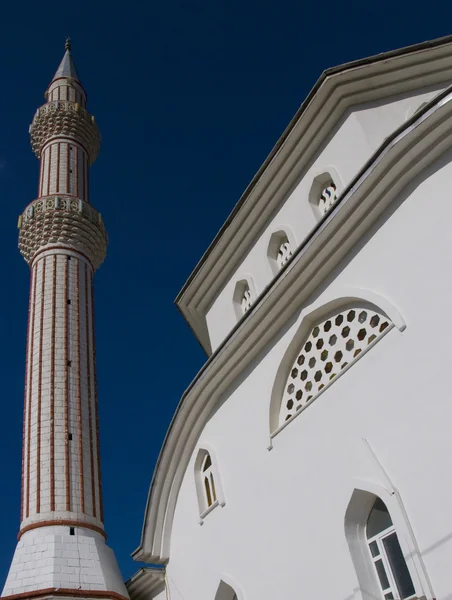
[[161, 150, 452, 600], [205, 84, 445, 352]]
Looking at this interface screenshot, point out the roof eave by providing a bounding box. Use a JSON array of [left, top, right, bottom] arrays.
[[175, 34, 452, 351]]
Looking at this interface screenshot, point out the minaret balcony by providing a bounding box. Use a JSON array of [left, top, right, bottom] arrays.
[[18, 195, 107, 269], [29, 100, 100, 163]]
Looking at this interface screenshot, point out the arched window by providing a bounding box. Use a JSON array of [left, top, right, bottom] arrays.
[[308, 170, 341, 219], [267, 230, 295, 275], [366, 498, 416, 600], [233, 278, 256, 321], [214, 580, 240, 600], [318, 180, 338, 215], [201, 453, 217, 508], [194, 447, 225, 521], [241, 286, 252, 314], [277, 239, 292, 269], [278, 305, 392, 428]]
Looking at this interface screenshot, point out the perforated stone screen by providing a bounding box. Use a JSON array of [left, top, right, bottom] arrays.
[[276, 241, 293, 270], [279, 306, 392, 427], [241, 288, 253, 314], [319, 182, 338, 215]]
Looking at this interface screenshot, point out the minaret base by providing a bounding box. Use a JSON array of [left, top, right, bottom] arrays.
[[2, 527, 128, 600]]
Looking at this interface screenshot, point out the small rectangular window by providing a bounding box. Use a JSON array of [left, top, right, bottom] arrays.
[[70, 527, 75, 535]]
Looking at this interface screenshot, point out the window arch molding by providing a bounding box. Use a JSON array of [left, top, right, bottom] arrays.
[[308, 166, 343, 220], [214, 576, 244, 600], [266, 226, 297, 276], [344, 478, 433, 600], [194, 443, 226, 523], [269, 287, 406, 436], [232, 276, 258, 321]]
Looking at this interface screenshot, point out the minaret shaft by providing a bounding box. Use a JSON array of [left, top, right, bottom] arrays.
[[2, 41, 128, 600], [21, 252, 102, 533], [38, 142, 89, 202]]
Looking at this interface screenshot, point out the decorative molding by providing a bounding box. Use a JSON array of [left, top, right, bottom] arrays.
[[1, 588, 128, 600], [18, 195, 107, 270], [126, 568, 165, 600], [18, 519, 106, 540], [271, 301, 394, 434], [176, 39, 452, 353], [30, 100, 100, 164], [133, 84, 452, 564]]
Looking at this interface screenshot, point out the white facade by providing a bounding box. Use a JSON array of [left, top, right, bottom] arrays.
[[130, 36, 452, 600]]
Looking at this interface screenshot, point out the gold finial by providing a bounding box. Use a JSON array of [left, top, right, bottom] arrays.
[[65, 37, 71, 52]]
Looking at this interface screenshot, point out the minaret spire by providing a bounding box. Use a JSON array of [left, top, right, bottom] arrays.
[[50, 38, 81, 87], [2, 44, 129, 600]]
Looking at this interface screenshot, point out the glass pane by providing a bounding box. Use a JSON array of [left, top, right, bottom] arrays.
[[210, 473, 217, 502], [383, 532, 416, 599], [384, 594, 394, 600], [369, 540, 379, 557], [367, 498, 393, 538], [204, 476, 212, 506], [203, 454, 212, 471], [375, 559, 390, 591]]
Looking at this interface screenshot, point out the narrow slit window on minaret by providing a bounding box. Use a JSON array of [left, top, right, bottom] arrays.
[[67, 360, 72, 367], [69, 527, 75, 535], [68, 433, 73, 441]]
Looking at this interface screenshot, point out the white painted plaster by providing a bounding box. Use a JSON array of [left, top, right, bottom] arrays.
[[144, 147, 452, 599], [205, 85, 445, 351]]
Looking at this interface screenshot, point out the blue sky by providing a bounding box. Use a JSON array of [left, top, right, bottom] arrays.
[[0, 0, 449, 583]]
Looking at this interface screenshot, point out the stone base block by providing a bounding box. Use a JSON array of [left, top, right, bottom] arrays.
[[1, 526, 129, 600]]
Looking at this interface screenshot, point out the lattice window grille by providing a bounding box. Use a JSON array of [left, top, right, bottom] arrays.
[[279, 306, 392, 427], [276, 241, 293, 270], [319, 182, 338, 215], [241, 287, 253, 314]]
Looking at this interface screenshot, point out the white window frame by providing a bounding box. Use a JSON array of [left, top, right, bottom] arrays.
[[194, 446, 226, 524], [241, 287, 252, 314], [266, 228, 297, 276], [201, 453, 217, 510], [367, 523, 416, 600], [232, 277, 257, 321], [308, 168, 343, 220], [344, 479, 434, 600], [214, 578, 244, 600]]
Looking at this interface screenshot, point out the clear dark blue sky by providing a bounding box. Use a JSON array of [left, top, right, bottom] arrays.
[[0, 0, 449, 583]]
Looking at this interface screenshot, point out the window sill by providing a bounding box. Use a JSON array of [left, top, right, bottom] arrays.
[[199, 500, 219, 524]]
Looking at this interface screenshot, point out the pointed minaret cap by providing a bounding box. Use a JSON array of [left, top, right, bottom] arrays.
[[51, 37, 80, 82]]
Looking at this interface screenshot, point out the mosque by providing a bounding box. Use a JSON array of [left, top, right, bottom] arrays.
[[4, 34, 452, 600]]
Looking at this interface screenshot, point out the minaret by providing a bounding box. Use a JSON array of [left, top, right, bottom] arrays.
[[2, 40, 129, 600]]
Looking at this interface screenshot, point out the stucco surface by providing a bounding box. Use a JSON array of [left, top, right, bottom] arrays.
[[163, 149, 452, 600]]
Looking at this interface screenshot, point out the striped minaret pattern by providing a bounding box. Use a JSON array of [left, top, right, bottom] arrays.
[[2, 40, 129, 600]]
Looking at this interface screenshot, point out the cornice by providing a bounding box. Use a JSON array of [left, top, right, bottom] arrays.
[[126, 568, 165, 600], [176, 36, 452, 354], [133, 83, 452, 564]]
